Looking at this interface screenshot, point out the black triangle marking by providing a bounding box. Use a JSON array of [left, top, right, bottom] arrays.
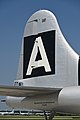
[[35, 47, 42, 61]]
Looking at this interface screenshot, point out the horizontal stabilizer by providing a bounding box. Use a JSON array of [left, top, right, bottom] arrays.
[[0, 85, 61, 97]]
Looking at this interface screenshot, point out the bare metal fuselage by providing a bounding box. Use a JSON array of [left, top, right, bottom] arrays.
[[6, 86, 80, 114]]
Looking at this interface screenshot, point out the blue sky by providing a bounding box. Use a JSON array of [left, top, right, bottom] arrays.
[[0, 0, 80, 109]]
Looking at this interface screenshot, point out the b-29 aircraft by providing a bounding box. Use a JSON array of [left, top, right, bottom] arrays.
[[0, 10, 80, 120]]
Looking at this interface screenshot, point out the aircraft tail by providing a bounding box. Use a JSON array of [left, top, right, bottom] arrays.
[[16, 10, 79, 88]]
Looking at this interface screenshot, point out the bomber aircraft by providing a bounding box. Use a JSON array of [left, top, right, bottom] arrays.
[[0, 10, 80, 120]]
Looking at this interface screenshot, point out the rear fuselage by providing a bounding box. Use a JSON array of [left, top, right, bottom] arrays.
[[6, 10, 80, 114]]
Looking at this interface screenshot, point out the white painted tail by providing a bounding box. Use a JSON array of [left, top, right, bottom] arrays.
[[16, 10, 79, 88]]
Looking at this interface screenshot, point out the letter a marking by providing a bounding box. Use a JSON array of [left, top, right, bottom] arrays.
[[26, 37, 51, 75]]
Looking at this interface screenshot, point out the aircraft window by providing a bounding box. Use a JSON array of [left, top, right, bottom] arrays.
[[19, 82, 23, 86]]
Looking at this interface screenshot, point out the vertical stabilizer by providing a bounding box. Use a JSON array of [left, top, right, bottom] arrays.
[[16, 10, 79, 88]]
